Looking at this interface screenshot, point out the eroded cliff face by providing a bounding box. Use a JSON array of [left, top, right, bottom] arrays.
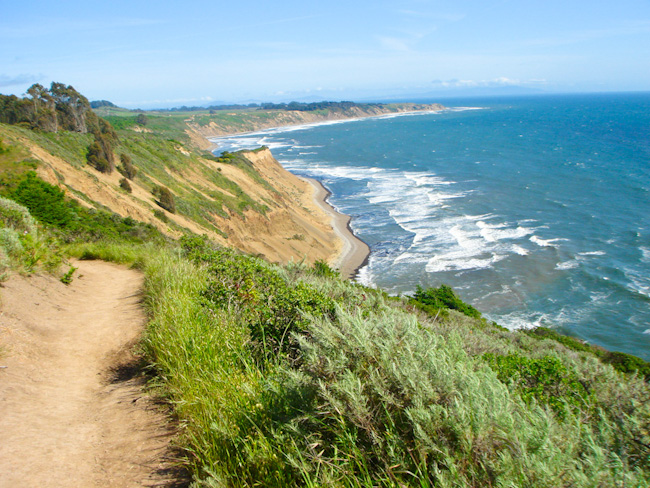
[[19, 134, 342, 267], [202, 148, 342, 265]]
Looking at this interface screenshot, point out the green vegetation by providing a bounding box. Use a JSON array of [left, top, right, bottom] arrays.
[[117, 153, 137, 180], [0, 196, 63, 278], [526, 326, 650, 379], [411, 284, 482, 319], [152, 185, 176, 213], [117, 235, 649, 487], [1, 82, 104, 134], [0, 111, 273, 237], [0, 170, 166, 245], [119, 177, 132, 193]]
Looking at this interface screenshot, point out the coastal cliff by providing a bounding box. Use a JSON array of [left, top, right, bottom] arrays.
[[182, 103, 445, 149], [0, 123, 345, 269]]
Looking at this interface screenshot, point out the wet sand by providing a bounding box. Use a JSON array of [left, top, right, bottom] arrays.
[[304, 177, 370, 279]]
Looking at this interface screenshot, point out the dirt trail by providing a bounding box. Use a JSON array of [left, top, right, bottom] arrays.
[[0, 260, 182, 487]]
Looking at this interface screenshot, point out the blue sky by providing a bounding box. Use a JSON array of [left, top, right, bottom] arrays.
[[2, 0, 649, 108]]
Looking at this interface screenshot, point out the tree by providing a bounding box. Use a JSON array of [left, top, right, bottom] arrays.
[[26, 83, 57, 132], [135, 113, 148, 126], [119, 178, 132, 193], [118, 153, 137, 180], [152, 185, 176, 213], [50, 82, 91, 132]]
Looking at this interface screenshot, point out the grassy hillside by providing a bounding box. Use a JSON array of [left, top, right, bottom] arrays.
[[61, 236, 649, 487], [0, 122, 265, 234], [0, 112, 342, 266]]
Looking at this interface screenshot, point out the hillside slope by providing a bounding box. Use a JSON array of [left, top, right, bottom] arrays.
[[0, 122, 342, 267]]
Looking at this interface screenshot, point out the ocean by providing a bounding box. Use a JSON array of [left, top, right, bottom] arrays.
[[212, 93, 650, 360]]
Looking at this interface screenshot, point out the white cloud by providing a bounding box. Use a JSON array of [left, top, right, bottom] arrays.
[[0, 73, 43, 88], [430, 77, 546, 88], [378, 36, 412, 52]]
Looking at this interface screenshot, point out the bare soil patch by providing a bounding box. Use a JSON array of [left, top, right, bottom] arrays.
[[0, 260, 186, 488]]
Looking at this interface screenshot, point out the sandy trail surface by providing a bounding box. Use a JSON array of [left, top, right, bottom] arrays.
[[0, 260, 182, 488]]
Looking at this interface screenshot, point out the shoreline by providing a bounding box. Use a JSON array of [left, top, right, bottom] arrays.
[[303, 177, 370, 280], [198, 108, 444, 279], [207, 107, 445, 150]]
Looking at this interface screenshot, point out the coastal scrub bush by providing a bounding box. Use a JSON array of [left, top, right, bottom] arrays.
[[152, 185, 176, 213], [601, 350, 650, 380], [119, 177, 132, 193], [0, 195, 37, 234], [197, 247, 335, 361], [8, 172, 72, 227], [311, 258, 339, 278], [482, 352, 592, 418], [0, 196, 62, 275], [526, 326, 650, 380], [117, 153, 137, 180], [411, 284, 481, 319], [0, 227, 24, 257], [136, 239, 650, 487], [86, 117, 117, 173]]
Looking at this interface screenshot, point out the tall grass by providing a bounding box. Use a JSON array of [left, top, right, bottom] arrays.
[[135, 241, 649, 487]]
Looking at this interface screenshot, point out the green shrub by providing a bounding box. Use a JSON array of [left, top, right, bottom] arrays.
[[311, 259, 339, 278], [0, 195, 37, 234], [9, 172, 72, 227], [119, 177, 132, 193], [152, 185, 176, 213], [525, 327, 597, 354], [526, 326, 650, 381], [153, 208, 168, 222], [483, 352, 591, 418], [60, 265, 76, 284], [117, 153, 137, 180], [601, 351, 650, 380], [198, 248, 335, 360], [412, 284, 481, 319], [0, 228, 24, 256]]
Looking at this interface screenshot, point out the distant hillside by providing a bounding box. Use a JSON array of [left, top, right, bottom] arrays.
[[91, 101, 445, 149]]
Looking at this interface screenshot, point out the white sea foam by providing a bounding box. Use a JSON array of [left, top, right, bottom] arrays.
[[530, 235, 566, 248], [404, 174, 455, 186], [556, 260, 579, 270], [486, 310, 553, 330], [284, 157, 537, 274], [355, 262, 374, 287], [640, 247, 650, 262], [447, 106, 486, 112], [624, 270, 650, 298], [512, 245, 530, 256], [426, 253, 506, 273], [590, 291, 612, 302], [477, 221, 533, 242], [578, 251, 606, 257]]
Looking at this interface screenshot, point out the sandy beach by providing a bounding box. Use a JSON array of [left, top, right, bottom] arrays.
[[304, 177, 370, 279]]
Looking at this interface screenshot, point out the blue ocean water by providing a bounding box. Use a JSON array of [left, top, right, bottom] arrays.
[[212, 93, 650, 360]]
